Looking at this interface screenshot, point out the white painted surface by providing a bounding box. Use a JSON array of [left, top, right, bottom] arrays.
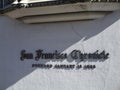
[[0, 11, 120, 90]]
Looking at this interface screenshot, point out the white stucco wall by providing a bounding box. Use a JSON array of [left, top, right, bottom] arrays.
[[0, 11, 120, 90]]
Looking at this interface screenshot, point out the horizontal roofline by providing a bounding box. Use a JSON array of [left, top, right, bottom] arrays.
[[0, 0, 120, 14], [4, 2, 120, 24]]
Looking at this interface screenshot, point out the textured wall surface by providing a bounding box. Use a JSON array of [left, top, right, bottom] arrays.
[[0, 11, 120, 90]]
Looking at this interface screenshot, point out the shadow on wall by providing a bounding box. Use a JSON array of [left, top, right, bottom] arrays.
[[0, 10, 120, 90]]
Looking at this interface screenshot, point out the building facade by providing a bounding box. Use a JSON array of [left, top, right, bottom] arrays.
[[0, 0, 120, 90]]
